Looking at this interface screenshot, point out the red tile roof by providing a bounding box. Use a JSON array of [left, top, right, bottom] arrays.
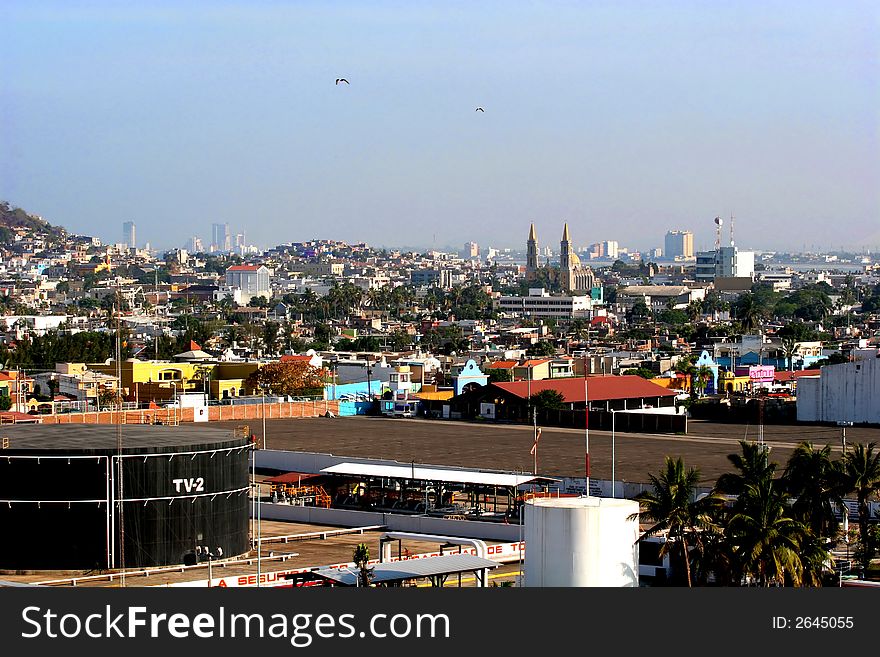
[[227, 265, 261, 271], [493, 375, 678, 403], [774, 369, 820, 382], [485, 360, 517, 369]]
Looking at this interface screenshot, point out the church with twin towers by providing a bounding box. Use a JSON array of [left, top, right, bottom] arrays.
[[525, 223, 596, 294]]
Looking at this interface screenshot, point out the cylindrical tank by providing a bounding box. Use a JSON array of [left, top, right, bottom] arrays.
[[524, 496, 640, 587], [0, 425, 250, 570]]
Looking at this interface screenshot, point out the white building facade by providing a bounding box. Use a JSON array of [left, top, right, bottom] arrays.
[[796, 349, 880, 424]]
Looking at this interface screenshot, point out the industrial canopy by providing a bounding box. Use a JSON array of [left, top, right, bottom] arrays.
[[311, 554, 499, 587], [320, 462, 556, 487]]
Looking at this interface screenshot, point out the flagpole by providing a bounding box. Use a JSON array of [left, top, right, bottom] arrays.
[[533, 415, 538, 475]]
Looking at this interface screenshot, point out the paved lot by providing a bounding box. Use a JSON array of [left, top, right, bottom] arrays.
[[7, 521, 462, 588], [202, 416, 880, 486], [9, 416, 876, 587]]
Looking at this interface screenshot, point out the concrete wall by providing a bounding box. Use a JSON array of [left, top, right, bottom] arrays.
[[795, 376, 822, 422], [35, 400, 339, 426], [258, 503, 522, 542], [796, 357, 880, 424]]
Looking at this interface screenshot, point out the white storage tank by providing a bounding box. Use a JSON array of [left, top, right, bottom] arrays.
[[524, 496, 640, 587]]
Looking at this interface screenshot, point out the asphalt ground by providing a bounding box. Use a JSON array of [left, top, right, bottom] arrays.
[[10, 520, 469, 587], [202, 416, 880, 486]]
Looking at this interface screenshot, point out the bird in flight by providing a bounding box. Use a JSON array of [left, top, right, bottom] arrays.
[[336, 78, 349, 85], [475, 107, 484, 112]]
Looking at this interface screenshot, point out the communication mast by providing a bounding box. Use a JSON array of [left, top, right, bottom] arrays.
[[729, 213, 735, 247], [714, 216, 723, 250]]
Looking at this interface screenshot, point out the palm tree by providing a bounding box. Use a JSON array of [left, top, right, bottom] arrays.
[[726, 478, 809, 586], [780, 336, 799, 372], [843, 442, 880, 574], [736, 293, 763, 333], [716, 440, 776, 499], [694, 365, 713, 397], [634, 457, 723, 587], [674, 355, 697, 394], [352, 542, 374, 587], [782, 442, 844, 540], [686, 300, 704, 323]]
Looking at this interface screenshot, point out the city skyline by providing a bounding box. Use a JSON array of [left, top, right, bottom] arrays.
[[2, 2, 878, 252]]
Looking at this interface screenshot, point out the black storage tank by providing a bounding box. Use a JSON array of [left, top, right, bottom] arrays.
[[0, 425, 251, 570]]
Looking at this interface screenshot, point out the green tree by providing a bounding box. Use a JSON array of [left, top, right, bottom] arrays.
[[262, 321, 280, 355], [735, 293, 764, 333], [780, 336, 799, 372], [622, 367, 654, 379], [528, 389, 565, 411], [693, 365, 713, 397], [843, 442, 880, 575], [634, 457, 723, 587], [686, 300, 704, 323], [527, 340, 556, 357], [352, 543, 374, 587], [782, 442, 844, 541], [630, 300, 650, 320], [726, 478, 811, 586], [486, 368, 512, 383], [388, 330, 411, 352], [716, 441, 776, 499]]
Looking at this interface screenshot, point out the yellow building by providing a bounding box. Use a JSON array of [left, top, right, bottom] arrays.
[[87, 359, 262, 402], [718, 371, 751, 394]]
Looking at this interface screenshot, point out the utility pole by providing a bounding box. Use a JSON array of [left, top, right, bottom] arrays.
[[583, 354, 590, 496]]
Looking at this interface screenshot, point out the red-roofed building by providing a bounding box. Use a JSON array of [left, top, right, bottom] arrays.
[[512, 358, 552, 381], [280, 351, 324, 369], [454, 375, 679, 422], [773, 368, 820, 391], [225, 264, 270, 297]]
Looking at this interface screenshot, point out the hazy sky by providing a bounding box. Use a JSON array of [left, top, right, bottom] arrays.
[[2, 1, 878, 253]]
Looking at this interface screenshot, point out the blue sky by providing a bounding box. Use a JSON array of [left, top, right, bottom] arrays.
[[1, 1, 878, 253]]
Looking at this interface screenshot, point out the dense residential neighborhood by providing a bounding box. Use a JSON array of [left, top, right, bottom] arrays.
[[1, 203, 878, 425], [2, 201, 880, 589]]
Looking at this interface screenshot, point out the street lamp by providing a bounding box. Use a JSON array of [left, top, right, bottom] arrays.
[[170, 381, 177, 424], [261, 388, 267, 450], [339, 566, 360, 587], [203, 546, 222, 587], [838, 421, 853, 454], [611, 409, 617, 498]]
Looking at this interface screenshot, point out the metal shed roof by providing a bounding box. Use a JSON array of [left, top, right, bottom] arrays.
[[312, 554, 499, 586], [320, 462, 553, 487]]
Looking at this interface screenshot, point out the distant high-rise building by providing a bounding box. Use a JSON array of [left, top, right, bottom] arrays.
[[665, 230, 694, 259], [235, 233, 246, 251], [462, 241, 479, 259], [189, 236, 204, 253], [695, 246, 755, 282], [211, 223, 231, 252], [716, 246, 755, 279], [602, 240, 619, 259], [122, 221, 136, 249], [587, 242, 604, 259]]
